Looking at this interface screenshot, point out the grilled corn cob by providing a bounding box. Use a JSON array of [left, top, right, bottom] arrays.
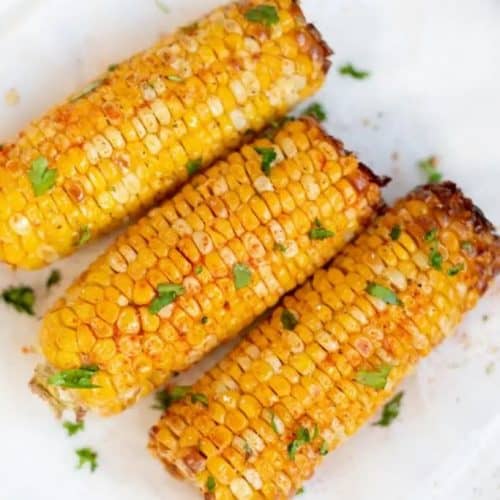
[[30, 118, 386, 417], [149, 182, 499, 499], [0, 0, 332, 269]]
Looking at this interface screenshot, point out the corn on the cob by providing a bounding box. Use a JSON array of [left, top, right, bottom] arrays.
[[0, 0, 332, 269], [149, 182, 499, 499], [30, 118, 385, 417]]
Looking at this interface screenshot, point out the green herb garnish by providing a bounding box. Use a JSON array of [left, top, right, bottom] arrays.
[[374, 392, 403, 426], [186, 158, 202, 176], [339, 63, 370, 79], [28, 156, 57, 196], [274, 242, 287, 253], [70, 79, 103, 102], [191, 393, 209, 406], [167, 74, 184, 83], [195, 265, 203, 275], [76, 448, 98, 472], [419, 156, 442, 184], [296, 487, 305, 495], [77, 226, 92, 246], [429, 248, 443, 270], [149, 283, 185, 314], [309, 218, 334, 240], [255, 147, 277, 175], [201, 316, 208, 324], [206, 475, 216, 493], [390, 225, 401, 241], [63, 420, 85, 437], [233, 263, 252, 290], [270, 412, 280, 434], [302, 102, 327, 122], [244, 5, 279, 26], [108, 64, 118, 72], [48, 365, 100, 389], [461, 241, 474, 254], [356, 365, 392, 390], [447, 263, 464, 276], [424, 228, 438, 242], [46, 269, 61, 289], [319, 440, 329, 456], [243, 441, 252, 458], [2, 286, 35, 315], [365, 282, 402, 306], [281, 309, 298, 330], [287, 427, 311, 460], [153, 385, 191, 410]]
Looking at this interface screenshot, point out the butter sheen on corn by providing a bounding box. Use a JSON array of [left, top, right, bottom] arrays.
[[149, 182, 499, 499], [30, 118, 385, 417], [0, 0, 332, 269]]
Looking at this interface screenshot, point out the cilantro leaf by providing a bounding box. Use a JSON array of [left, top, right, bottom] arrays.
[[149, 283, 185, 314], [63, 420, 85, 437], [309, 218, 334, 240], [206, 475, 216, 493], [28, 156, 57, 196], [287, 426, 311, 460], [46, 269, 61, 289], [390, 225, 401, 241], [76, 448, 98, 472], [339, 63, 370, 79], [447, 263, 464, 276], [153, 385, 191, 410], [418, 156, 442, 184], [48, 365, 100, 389], [186, 158, 202, 176], [233, 263, 252, 290], [255, 147, 277, 175], [374, 391, 404, 426], [365, 282, 402, 306], [356, 364, 392, 390], [302, 102, 327, 122], [2, 286, 35, 315], [244, 5, 280, 26], [281, 309, 298, 330]]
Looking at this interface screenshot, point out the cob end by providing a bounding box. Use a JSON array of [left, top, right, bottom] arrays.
[[29, 364, 86, 420]]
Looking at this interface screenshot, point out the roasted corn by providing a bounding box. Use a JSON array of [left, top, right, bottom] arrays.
[[149, 182, 499, 499], [0, 0, 332, 269], [30, 118, 385, 417]]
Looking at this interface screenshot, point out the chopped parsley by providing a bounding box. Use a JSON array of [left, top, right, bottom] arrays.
[[63, 420, 85, 437], [296, 487, 305, 495], [281, 309, 298, 330], [244, 5, 280, 26], [356, 365, 392, 390], [167, 74, 184, 83], [287, 426, 311, 460], [28, 156, 57, 196], [186, 158, 202, 176], [263, 116, 293, 139], [424, 228, 438, 242], [311, 424, 319, 441], [206, 475, 216, 493], [274, 242, 287, 253], [153, 385, 191, 410], [319, 440, 329, 456], [46, 269, 62, 289], [76, 448, 98, 472], [390, 224, 401, 241], [149, 283, 185, 314], [374, 391, 404, 427], [447, 263, 464, 276], [48, 365, 100, 389], [339, 63, 370, 79], [418, 156, 442, 184], [77, 226, 92, 246], [195, 265, 203, 275], [254, 147, 277, 175], [233, 263, 252, 290], [365, 282, 402, 306], [243, 441, 253, 458], [309, 218, 334, 240], [70, 79, 103, 102], [302, 102, 327, 122], [108, 64, 119, 72], [270, 411, 280, 434], [191, 393, 209, 406], [2, 286, 35, 315], [429, 248, 443, 270], [201, 316, 208, 325]]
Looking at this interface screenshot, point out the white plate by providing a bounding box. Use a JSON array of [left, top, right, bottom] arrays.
[[0, 1, 499, 499]]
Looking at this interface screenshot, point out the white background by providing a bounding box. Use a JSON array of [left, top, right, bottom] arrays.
[[0, 1, 499, 499]]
